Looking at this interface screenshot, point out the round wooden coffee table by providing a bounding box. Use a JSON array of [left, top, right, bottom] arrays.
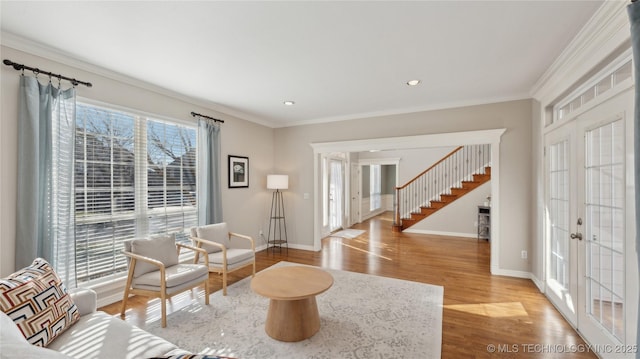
[[250, 265, 333, 342]]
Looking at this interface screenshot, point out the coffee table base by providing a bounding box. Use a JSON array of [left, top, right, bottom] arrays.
[[265, 297, 320, 342]]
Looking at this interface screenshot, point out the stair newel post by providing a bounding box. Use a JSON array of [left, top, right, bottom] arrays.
[[395, 186, 400, 227]]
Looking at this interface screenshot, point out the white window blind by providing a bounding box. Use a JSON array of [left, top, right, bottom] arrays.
[[74, 103, 197, 283]]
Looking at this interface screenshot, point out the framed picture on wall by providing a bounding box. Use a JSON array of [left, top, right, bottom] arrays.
[[228, 155, 249, 188]]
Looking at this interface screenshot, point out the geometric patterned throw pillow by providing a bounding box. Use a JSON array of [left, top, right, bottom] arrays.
[[0, 258, 79, 347]]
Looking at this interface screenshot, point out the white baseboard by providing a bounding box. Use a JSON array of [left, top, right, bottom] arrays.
[[403, 228, 477, 239], [491, 266, 532, 279], [530, 274, 545, 293]]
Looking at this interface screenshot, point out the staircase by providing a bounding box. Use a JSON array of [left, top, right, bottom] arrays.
[[393, 144, 491, 232]]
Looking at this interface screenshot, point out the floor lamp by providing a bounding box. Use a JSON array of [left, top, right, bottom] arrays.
[[267, 174, 288, 253]]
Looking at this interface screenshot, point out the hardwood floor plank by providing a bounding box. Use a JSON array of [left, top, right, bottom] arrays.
[[100, 212, 594, 358]]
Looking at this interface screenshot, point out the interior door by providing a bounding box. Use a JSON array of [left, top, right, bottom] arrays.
[[575, 89, 637, 351], [544, 120, 578, 326]]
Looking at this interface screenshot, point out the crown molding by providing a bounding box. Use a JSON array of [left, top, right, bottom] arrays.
[[309, 128, 506, 154], [0, 31, 277, 128], [530, 1, 630, 105], [278, 93, 530, 128]]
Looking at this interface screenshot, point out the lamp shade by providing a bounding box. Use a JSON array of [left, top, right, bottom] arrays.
[[267, 174, 289, 190]]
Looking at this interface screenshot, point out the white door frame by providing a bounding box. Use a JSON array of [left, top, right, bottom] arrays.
[[310, 129, 506, 274]]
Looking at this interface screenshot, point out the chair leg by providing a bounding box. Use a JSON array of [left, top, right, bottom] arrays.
[[121, 260, 136, 318], [120, 286, 130, 318], [222, 270, 228, 296], [161, 293, 167, 328], [204, 279, 210, 305]]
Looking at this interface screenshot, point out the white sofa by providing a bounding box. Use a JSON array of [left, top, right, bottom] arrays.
[[0, 287, 186, 359]]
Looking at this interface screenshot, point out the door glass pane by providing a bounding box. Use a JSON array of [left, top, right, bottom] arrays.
[[585, 119, 625, 341], [329, 160, 343, 231], [548, 140, 570, 288]]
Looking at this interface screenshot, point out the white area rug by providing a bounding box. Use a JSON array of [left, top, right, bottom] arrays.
[[144, 262, 443, 359], [329, 229, 366, 239]]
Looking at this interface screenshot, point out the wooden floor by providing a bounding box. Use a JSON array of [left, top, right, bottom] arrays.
[[100, 212, 595, 358]]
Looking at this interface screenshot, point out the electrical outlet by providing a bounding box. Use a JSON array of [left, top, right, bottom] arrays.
[[259, 230, 263, 236], [521, 250, 527, 259]]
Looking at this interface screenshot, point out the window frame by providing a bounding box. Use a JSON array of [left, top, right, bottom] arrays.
[[73, 98, 199, 285]]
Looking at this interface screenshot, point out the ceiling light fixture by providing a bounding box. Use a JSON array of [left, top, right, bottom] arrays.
[[283, 100, 295, 106], [406, 79, 421, 86]]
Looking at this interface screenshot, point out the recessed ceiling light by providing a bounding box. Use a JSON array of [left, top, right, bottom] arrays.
[[283, 100, 295, 106], [406, 79, 421, 86]]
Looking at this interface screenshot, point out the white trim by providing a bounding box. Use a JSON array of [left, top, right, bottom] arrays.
[[491, 268, 532, 280], [358, 157, 401, 166], [531, 1, 630, 105], [310, 129, 506, 153], [530, 274, 545, 293], [402, 229, 477, 239], [281, 93, 530, 128]]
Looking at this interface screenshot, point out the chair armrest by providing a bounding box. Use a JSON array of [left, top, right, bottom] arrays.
[[190, 236, 226, 252], [176, 243, 209, 264], [229, 232, 256, 251], [69, 288, 97, 316], [121, 250, 165, 269], [190, 237, 227, 267]]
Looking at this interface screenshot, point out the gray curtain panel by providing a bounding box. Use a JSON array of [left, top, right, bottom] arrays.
[[16, 76, 76, 286], [627, 2, 640, 355], [197, 118, 223, 225]]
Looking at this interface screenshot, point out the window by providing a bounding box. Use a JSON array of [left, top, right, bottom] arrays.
[[370, 164, 381, 211], [74, 103, 197, 283], [553, 59, 632, 124]]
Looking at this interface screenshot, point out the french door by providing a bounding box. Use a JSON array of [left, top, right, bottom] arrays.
[[322, 156, 345, 235], [545, 89, 637, 353]]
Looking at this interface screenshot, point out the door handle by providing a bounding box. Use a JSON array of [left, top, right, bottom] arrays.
[[570, 232, 583, 240]]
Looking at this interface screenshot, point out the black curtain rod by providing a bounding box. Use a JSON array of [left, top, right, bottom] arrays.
[[191, 111, 224, 123], [3, 59, 93, 87]]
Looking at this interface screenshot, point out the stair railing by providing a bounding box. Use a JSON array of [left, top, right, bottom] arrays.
[[394, 144, 491, 227]]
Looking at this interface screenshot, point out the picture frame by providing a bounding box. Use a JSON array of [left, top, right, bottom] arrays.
[[228, 155, 249, 188]]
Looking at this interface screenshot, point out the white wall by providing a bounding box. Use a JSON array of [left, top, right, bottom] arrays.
[[406, 181, 491, 238], [274, 99, 532, 273], [358, 147, 455, 184], [0, 45, 275, 276]]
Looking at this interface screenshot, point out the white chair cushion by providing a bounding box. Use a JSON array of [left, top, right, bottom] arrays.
[[133, 264, 209, 288], [204, 248, 254, 266], [130, 234, 179, 278], [194, 223, 231, 254]]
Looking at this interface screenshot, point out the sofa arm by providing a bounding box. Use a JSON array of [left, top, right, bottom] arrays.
[[69, 288, 97, 316]]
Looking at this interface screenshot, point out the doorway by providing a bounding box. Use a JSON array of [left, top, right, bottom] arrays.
[[544, 88, 637, 349], [322, 154, 346, 236], [311, 129, 505, 273]]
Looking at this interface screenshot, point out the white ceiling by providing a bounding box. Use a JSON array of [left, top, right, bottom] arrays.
[[1, 1, 603, 128]]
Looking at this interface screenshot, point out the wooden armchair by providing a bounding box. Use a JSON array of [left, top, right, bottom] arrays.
[[190, 223, 256, 295], [120, 234, 210, 328]]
